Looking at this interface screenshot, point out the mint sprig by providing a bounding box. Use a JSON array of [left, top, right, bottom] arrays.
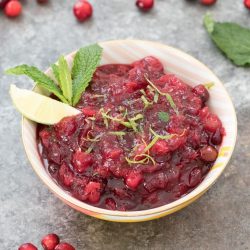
[[5, 65, 69, 104], [204, 14, 250, 66], [6, 43, 103, 106], [72, 44, 103, 105]]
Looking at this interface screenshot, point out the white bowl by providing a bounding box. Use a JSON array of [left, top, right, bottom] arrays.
[[22, 40, 237, 222]]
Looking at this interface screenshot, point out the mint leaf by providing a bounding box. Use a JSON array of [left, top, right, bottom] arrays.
[[58, 56, 72, 104], [72, 44, 103, 106], [6, 65, 68, 104], [158, 111, 169, 122], [204, 14, 250, 66], [51, 63, 60, 83]]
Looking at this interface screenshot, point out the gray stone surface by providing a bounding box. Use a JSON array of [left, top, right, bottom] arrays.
[[0, 0, 250, 249]]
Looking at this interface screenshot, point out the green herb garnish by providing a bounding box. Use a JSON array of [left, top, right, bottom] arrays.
[[144, 74, 178, 114], [6, 44, 103, 106], [109, 131, 126, 136], [158, 111, 169, 123], [204, 14, 250, 66]]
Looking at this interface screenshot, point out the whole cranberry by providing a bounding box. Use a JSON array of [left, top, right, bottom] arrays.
[[41, 233, 60, 250], [136, 0, 154, 11], [4, 0, 22, 17], [189, 168, 202, 187], [18, 243, 38, 250], [54, 242, 75, 250], [200, 145, 218, 162], [244, 0, 250, 9], [200, 0, 217, 5], [73, 0, 93, 22]]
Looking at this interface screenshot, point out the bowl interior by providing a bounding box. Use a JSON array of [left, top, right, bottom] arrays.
[[22, 40, 237, 219]]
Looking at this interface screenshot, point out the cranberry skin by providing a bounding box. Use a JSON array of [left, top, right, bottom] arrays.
[[200, 0, 217, 5], [125, 171, 143, 189], [136, 0, 154, 11], [84, 181, 101, 203], [200, 145, 218, 162], [193, 84, 209, 103], [105, 198, 117, 210], [211, 129, 223, 145], [244, 0, 250, 9], [55, 242, 75, 250], [41, 234, 60, 250], [73, 0, 93, 22], [4, 0, 22, 17], [189, 168, 202, 187], [55, 116, 77, 137], [151, 140, 169, 155], [18, 243, 38, 250]]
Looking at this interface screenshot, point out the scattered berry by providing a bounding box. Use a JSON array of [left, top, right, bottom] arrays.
[[244, 0, 250, 9], [73, 0, 93, 22], [200, 145, 218, 162], [136, 0, 154, 11], [200, 0, 217, 5], [18, 243, 38, 250], [54, 242, 75, 250], [41, 233, 60, 250], [4, 0, 22, 17]]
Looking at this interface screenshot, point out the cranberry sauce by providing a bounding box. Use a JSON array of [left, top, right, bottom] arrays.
[[37, 56, 224, 211]]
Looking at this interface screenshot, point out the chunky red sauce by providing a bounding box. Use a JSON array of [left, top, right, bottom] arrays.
[[38, 56, 224, 211]]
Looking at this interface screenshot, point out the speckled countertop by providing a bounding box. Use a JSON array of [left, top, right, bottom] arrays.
[[0, 0, 250, 249]]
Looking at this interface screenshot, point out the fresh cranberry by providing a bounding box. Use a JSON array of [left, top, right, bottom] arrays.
[[105, 148, 123, 160], [73, 0, 93, 22], [211, 129, 223, 145], [55, 242, 75, 250], [18, 243, 38, 250], [244, 0, 250, 9], [151, 139, 169, 155], [55, 116, 76, 137], [58, 163, 74, 187], [136, 0, 154, 11], [125, 171, 143, 189], [200, 0, 217, 5], [72, 150, 92, 173], [193, 84, 209, 103], [84, 181, 101, 203], [41, 234, 60, 250], [105, 198, 117, 210], [189, 168, 202, 187], [4, 0, 22, 17], [200, 145, 218, 162]]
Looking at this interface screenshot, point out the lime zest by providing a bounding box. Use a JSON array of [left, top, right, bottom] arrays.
[[204, 82, 215, 90], [109, 131, 126, 136], [144, 74, 178, 114], [141, 95, 153, 109]]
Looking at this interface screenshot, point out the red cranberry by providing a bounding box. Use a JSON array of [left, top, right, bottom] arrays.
[[73, 0, 93, 22], [193, 84, 209, 103], [200, 0, 217, 5], [18, 243, 38, 250], [136, 0, 154, 11], [82, 106, 97, 116], [105, 148, 123, 160], [55, 116, 76, 137], [125, 171, 143, 189], [72, 150, 93, 173], [200, 145, 218, 162], [55, 242, 75, 250], [41, 234, 60, 250], [244, 0, 250, 9], [189, 168, 202, 187], [84, 181, 101, 203], [203, 113, 222, 132], [211, 129, 223, 145], [39, 129, 51, 148], [4, 0, 22, 17]]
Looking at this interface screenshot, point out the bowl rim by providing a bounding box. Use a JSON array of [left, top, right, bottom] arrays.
[[21, 39, 237, 217]]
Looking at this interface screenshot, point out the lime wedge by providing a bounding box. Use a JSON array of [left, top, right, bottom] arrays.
[[10, 84, 81, 125]]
